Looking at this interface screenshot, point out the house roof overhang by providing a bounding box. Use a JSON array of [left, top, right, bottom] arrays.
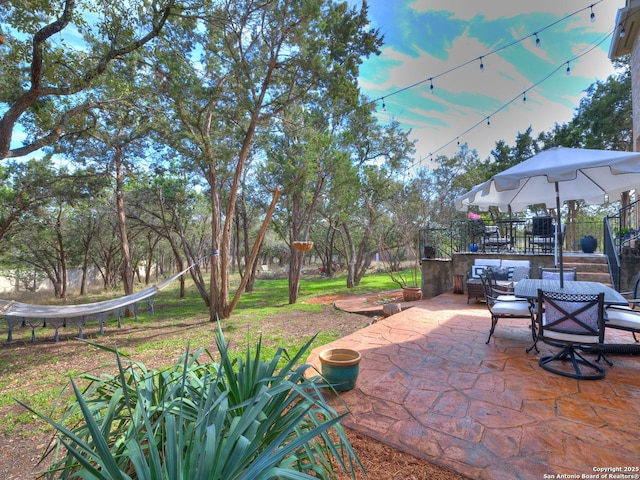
[[609, 0, 640, 58]]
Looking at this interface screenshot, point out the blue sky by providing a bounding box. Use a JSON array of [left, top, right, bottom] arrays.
[[351, 0, 626, 168]]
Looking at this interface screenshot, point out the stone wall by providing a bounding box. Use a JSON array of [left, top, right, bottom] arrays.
[[421, 254, 561, 298], [620, 254, 640, 292], [422, 253, 638, 297], [420, 259, 453, 297]]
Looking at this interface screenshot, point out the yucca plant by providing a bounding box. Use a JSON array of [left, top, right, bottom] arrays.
[[18, 325, 363, 479]]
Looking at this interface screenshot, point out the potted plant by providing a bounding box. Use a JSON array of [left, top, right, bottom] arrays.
[[580, 235, 598, 253], [467, 212, 483, 251]]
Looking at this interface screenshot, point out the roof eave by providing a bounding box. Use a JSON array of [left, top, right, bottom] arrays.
[[610, 2, 640, 58]]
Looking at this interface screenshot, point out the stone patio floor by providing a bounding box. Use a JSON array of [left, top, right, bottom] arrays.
[[307, 290, 640, 480]]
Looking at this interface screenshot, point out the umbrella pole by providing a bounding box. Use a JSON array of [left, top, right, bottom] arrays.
[[555, 182, 564, 288]]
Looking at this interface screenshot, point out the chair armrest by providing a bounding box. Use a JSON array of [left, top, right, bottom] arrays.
[[612, 299, 640, 310], [492, 282, 514, 294], [488, 290, 528, 302]]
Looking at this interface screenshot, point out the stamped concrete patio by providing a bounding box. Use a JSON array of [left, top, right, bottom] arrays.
[[307, 291, 640, 480]]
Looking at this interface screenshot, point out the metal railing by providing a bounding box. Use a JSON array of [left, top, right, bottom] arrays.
[[420, 218, 604, 259], [604, 216, 620, 290]]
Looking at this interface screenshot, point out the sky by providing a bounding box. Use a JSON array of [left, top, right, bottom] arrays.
[[349, 0, 627, 169]]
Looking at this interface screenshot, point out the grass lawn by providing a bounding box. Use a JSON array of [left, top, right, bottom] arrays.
[[0, 271, 400, 436]]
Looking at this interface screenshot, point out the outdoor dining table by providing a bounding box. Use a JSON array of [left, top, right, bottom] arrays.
[[514, 278, 640, 355], [514, 278, 627, 305]]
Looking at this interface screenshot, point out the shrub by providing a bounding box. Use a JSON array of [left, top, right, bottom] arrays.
[[20, 326, 363, 479]]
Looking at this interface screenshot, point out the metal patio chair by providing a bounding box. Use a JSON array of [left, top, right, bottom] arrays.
[[536, 289, 609, 380], [480, 273, 535, 345]]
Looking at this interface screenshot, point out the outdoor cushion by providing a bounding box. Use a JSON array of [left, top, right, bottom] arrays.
[[471, 265, 488, 278], [511, 266, 530, 282], [542, 271, 576, 281], [470, 259, 501, 278], [501, 260, 530, 269], [493, 267, 510, 281], [605, 306, 640, 330], [491, 300, 531, 315], [474, 259, 501, 267]]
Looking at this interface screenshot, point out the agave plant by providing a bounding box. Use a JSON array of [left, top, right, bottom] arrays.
[[19, 326, 363, 479]]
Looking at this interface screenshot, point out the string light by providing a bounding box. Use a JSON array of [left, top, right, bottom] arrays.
[[382, 98, 386, 111], [415, 32, 613, 168], [368, 1, 602, 113], [619, 23, 626, 38], [479, 57, 484, 72], [363, 1, 611, 171]]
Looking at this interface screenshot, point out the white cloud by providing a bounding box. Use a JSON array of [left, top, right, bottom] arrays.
[[409, 0, 621, 26], [355, 0, 627, 162]]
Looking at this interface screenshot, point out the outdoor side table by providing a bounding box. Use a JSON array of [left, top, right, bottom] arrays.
[[453, 272, 465, 294]]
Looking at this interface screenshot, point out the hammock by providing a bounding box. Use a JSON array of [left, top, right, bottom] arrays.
[[1, 262, 200, 343]]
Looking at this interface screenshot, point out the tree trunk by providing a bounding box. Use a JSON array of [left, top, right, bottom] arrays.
[[343, 221, 357, 289], [288, 245, 302, 304], [228, 187, 281, 313], [55, 207, 68, 299], [114, 148, 134, 313]]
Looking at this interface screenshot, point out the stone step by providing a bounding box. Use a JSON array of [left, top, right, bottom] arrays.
[[565, 262, 610, 273], [562, 254, 608, 264], [577, 271, 612, 284], [564, 254, 611, 284]]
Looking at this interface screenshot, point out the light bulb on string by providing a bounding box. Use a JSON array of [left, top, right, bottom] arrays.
[[381, 98, 386, 111], [479, 57, 484, 72], [486, 117, 491, 127], [619, 23, 626, 38], [566, 62, 571, 76], [522, 92, 527, 103], [429, 78, 434, 92], [590, 5, 595, 23], [534, 33, 541, 48]]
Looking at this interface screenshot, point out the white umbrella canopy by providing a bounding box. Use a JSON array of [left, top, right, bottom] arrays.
[[454, 146, 640, 287], [455, 147, 640, 213]]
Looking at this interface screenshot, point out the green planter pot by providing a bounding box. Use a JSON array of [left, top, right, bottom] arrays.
[[319, 348, 362, 391]]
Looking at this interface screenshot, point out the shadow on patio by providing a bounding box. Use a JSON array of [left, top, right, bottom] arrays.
[[307, 291, 640, 480]]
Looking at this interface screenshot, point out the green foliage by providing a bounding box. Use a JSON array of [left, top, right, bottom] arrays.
[[19, 327, 363, 479]]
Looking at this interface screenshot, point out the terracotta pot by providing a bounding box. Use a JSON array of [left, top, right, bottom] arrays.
[[319, 348, 361, 391], [402, 286, 422, 302], [292, 241, 313, 252]]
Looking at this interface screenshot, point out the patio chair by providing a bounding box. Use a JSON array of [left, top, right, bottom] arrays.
[[605, 275, 640, 342], [539, 266, 577, 281], [526, 216, 554, 253], [481, 225, 509, 253], [536, 289, 609, 380], [480, 273, 535, 345]]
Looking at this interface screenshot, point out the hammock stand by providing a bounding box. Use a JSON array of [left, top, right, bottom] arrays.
[[0, 261, 200, 343]]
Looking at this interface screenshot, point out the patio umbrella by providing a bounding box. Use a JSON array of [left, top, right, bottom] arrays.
[[455, 146, 640, 287]]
